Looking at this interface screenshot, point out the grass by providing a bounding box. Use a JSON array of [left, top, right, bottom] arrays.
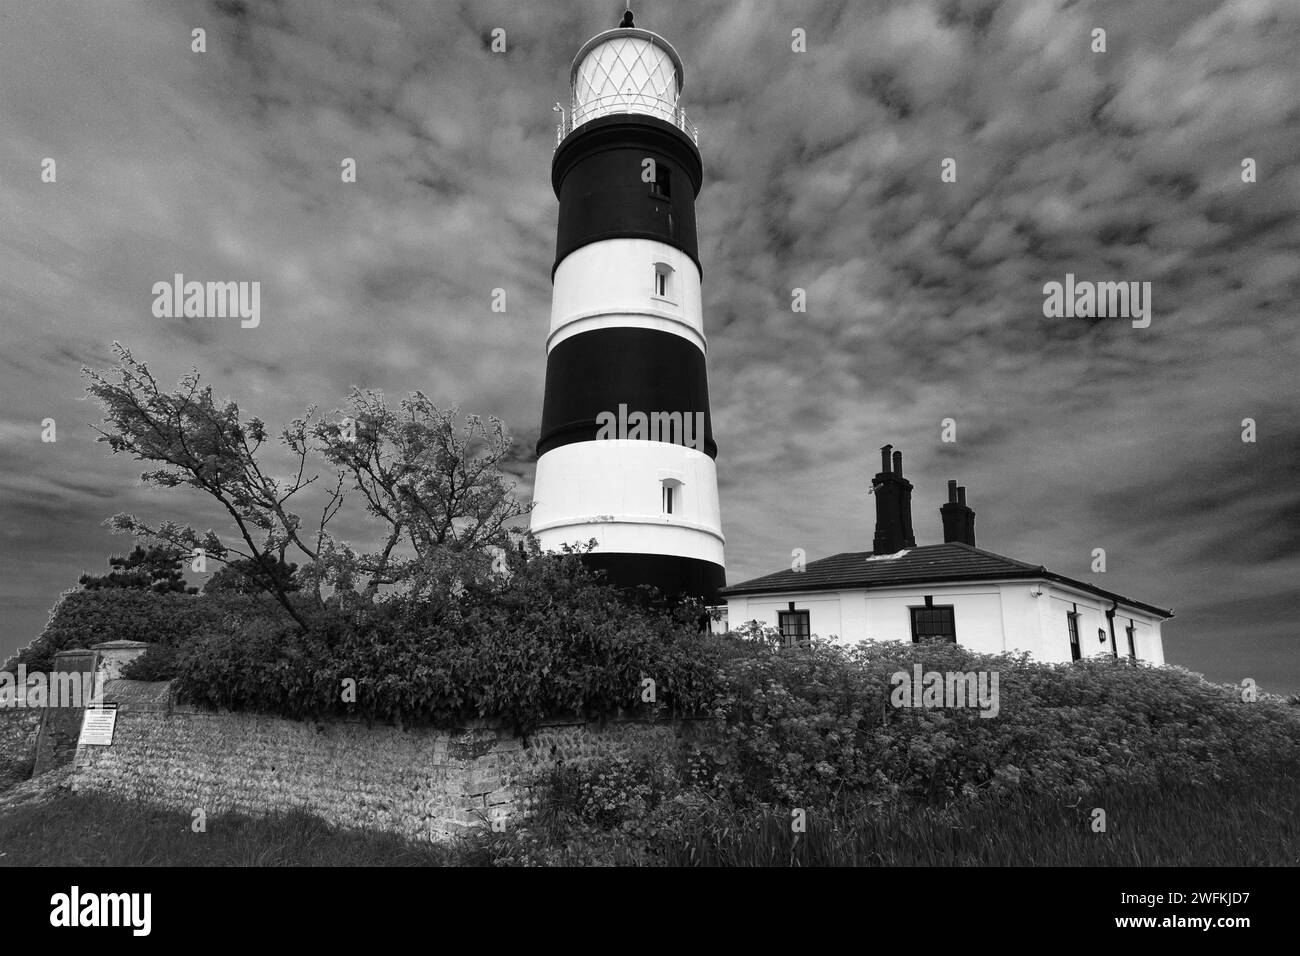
[[0, 790, 457, 866], [4, 765, 1297, 866], [647, 770, 1300, 866]]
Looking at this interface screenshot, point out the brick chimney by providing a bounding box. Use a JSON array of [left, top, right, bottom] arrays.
[[940, 480, 977, 547], [872, 444, 916, 555]]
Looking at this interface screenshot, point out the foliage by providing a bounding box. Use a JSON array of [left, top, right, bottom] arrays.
[[83, 343, 340, 626], [10, 581, 1297, 869], [642, 765, 1300, 866], [7, 769, 1297, 867], [119, 642, 181, 682], [8, 589, 290, 673], [479, 759, 1300, 866], [706, 633, 1300, 809], [482, 631, 1300, 863], [535, 743, 687, 834], [78, 544, 197, 594], [171, 547, 722, 735], [11, 613, 1300, 867], [312, 389, 529, 601], [202, 555, 300, 595], [82, 344, 531, 626]]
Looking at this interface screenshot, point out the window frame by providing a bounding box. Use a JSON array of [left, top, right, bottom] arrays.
[[777, 608, 811, 648], [908, 598, 956, 643], [660, 477, 681, 516], [1067, 610, 1081, 661], [649, 166, 672, 199], [651, 261, 676, 304]]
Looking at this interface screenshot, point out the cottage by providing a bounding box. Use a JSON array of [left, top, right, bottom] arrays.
[[720, 445, 1172, 664]]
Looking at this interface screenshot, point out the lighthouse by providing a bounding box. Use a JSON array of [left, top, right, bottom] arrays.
[[530, 10, 725, 601]]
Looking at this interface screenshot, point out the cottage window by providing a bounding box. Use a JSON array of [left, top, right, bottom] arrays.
[[910, 605, 956, 642], [778, 609, 811, 648]]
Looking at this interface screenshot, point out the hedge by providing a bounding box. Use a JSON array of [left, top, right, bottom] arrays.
[[172, 553, 723, 735], [8, 588, 291, 673]]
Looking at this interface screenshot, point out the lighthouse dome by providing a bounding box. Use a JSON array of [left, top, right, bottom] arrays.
[[567, 16, 692, 139]]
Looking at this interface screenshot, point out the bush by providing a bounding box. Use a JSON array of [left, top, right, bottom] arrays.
[[708, 635, 1300, 810], [481, 637, 1300, 866], [172, 552, 724, 735], [511, 633, 1300, 832], [11, 589, 293, 673], [119, 643, 181, 682]]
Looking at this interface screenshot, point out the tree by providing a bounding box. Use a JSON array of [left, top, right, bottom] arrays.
[[313, 388, 530, 600], [79, 544, 198, 594], [84, 344, 343, 628], [82, 343, 531, 625]]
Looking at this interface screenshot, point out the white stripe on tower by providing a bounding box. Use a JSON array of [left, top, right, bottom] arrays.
[[549, 239, 705, 353]]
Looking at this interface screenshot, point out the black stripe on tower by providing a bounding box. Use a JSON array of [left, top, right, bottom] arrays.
[[538, 326, 716, 457], [584, 552, 726, 603], [552, 114, 703, 278]]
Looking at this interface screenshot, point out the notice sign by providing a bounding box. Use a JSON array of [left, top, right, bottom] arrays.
[[78, 702, 119, 746]]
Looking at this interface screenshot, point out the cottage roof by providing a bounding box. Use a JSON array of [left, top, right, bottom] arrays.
[[720, 542, 1173, 618]]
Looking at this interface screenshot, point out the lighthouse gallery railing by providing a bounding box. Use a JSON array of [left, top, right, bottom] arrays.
[[555, 93, 698, 147]]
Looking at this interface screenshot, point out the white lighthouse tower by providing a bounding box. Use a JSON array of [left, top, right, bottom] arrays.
[[530, 10, 725, 601]]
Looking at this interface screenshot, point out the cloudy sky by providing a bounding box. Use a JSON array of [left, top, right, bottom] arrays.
[[1, 0, 1297, 690]]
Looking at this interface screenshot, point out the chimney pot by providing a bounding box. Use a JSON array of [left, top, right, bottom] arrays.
[[940, 481, 976, 547], [872, 443, 914, 554]]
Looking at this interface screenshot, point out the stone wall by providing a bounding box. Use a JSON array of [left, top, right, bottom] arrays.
[[0, 707, 41, 791], [71, 682, 722, 843], [31, 649, 99, 776], [3, 646, 152, 790]]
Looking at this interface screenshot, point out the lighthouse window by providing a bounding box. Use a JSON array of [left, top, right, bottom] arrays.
[[661, 480, 679, 514], [650, 167, 671, 198], [652, 262, 675, 302]]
